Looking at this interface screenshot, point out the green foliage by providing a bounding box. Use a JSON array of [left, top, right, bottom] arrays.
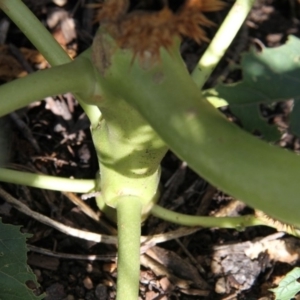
[[270, 267, 300, 300], [205, 35, 300, 141], [0, 219, 43, 300]]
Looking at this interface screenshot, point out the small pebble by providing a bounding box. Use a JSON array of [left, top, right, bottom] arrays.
[[45, 283, 66, 300], [95, 284, 108, 300], [215, 277, 226, 294], [52, 0, 67, 6], [83, 276, 94, 290]]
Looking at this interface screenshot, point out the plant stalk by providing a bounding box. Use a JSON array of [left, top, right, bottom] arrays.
[[91, 37, 167, 220], [0, 168, 96, 193], [192, 0, 256, 89], [151, 204, 264, 228], [0, 57, 96, 117], [0, 0, 100, 126], [0, 0, 70, 66], [116, 196, 142, 300]]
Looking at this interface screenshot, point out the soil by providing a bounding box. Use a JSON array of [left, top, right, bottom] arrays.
[[1, 0, 300, 299]]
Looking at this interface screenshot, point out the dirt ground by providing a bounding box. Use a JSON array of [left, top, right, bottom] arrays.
[[1, 0, 300, 299]]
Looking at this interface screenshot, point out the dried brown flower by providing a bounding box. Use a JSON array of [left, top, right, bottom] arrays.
[[95, 0, 225, 61]]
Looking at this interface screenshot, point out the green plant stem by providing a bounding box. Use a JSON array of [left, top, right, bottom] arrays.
[[192, 0, 255, 89], [116, 196, 142, 300], [0, 168, 96, 193], [0, 0, 100, 126], [91, 90, 167, 220], [0, 0, 70, 66], [0, 56, 95, 117], [152, 205, 300, 236], [92, 29, 300, 227], [91, 38, 167, 221], [151, 204, 264, 228]]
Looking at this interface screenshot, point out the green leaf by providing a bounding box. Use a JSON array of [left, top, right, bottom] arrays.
[[204, 35, 300, 141], [0, 219, 44, 300], [270, 267, 300, 300], [230, 104, 280, 140]]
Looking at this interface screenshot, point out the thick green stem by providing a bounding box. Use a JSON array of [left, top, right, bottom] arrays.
[[92, 29, 300, 227], [0, 0, 100, 126], [116, 196, 142, 300], [0, 168, 96, 193], [92, 92, 167, 220], [151, 204, 264, 228], [192, 0, 255, 89], [0, 57, 96, 117], [91, 39, 167, 220]]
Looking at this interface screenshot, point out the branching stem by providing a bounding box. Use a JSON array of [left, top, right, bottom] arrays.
[[0, 0, 100, 126], [0, 57, 95, 117], [0, 168, 96, 193], [192, 0, 256, 89], [151, 204, 264, 228]]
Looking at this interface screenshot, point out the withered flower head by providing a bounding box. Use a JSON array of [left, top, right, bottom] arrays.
[[95, 0, 225, 61]]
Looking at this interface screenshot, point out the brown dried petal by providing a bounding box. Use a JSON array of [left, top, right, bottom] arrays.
[[95, 0, 225, 61]]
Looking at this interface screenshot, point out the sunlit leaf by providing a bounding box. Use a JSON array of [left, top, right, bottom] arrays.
[[204, 35, 300, 141], [270, 267, 300, 300]]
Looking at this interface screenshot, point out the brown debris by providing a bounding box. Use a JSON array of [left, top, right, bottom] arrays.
[[95, 0, 225, 61]]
